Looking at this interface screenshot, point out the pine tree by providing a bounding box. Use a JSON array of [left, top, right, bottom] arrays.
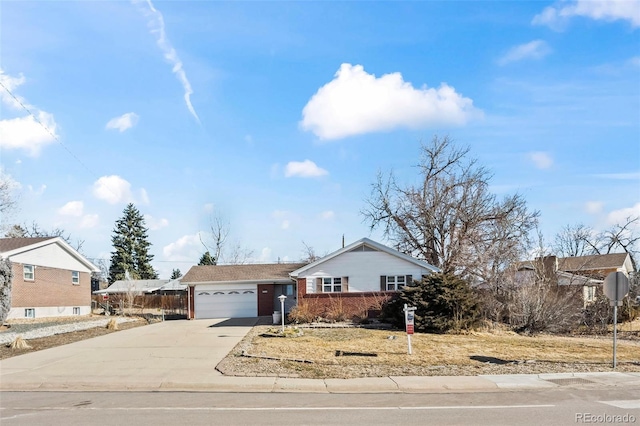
[[108, 203, 158, 283], [198, 251, 216, 266], [170, 268, 182, 279]]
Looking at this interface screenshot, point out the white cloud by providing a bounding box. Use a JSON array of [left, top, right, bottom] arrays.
[[320, 210, 335, 220], [135, 0, 200, 122], [528, 151, 553, 169], [284, 160, 329, 178], [27, 184, 46, 196], [258, 247, 272, 262], [105, 112, 139, 132], [144, 214, 169, 230], [498, 40, 551, 65], [607, 202, 640, 225], [585, 201, 604, 214], [58, 201, 84, 217], [80, 214, 99, 229], [300, 63, 480, 140], [139, 188, 150, 205], [0, 69, 58, 156], [533, 0, 640, 29], [163, 233, 202, 260], [272, 210, 294, 230], [92, 175, 134, 204], [593, 172, 640, 180]]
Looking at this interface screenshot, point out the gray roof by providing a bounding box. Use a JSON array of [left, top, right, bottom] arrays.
[[182, 263, 307, 284]]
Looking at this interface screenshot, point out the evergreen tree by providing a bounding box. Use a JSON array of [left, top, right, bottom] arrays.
[[170, 268, 182, 279], [198, 251, 216, 266], [383, 273, 480, 333], [108, 203, 158, 283]]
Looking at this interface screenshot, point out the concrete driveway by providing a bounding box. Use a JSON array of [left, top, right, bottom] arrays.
[[0, 318, 258, 391]]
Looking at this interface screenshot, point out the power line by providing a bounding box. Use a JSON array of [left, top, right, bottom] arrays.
[[0, 80, 120, 200]]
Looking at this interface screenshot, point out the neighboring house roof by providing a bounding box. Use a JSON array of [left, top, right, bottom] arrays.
[[558, 253, 630, 272], [0, 237, 55, 252], [0, 236, 99, 272], [182, 263, 307, 284], [94, 278, 186, 294], [290, 237, 440, 278]]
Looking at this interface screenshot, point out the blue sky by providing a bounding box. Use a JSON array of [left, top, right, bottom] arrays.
[[1, 0, 638, 278]]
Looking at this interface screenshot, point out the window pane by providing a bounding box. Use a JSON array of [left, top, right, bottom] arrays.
[[334, 278, 341, 285], [323, 278, 331, 285], [398, 276, 405, 283], [334, 286, 342, 292], [323, 285, 332, 292], [387, 276, 394, 284]]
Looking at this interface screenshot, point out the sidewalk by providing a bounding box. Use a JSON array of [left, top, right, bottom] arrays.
[[1, 318, 639, 393]]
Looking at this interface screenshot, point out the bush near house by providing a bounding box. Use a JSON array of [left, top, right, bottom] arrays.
[[382, 273, 480, 333]]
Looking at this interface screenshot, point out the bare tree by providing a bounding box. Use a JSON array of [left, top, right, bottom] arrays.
[[596, 216, 639, 270], [0, 172, 18, 219], [362, 135, 539, 285], [4, 222, 85, 253], [300, 241, 325, 263], [200, 212, 253, 264], [553, 216, 639, 270], [553, 223, 595, 258]]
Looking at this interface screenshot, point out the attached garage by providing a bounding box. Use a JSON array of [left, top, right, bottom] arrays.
[[193, 284, 257, 319], [182, 263, 307, 320]]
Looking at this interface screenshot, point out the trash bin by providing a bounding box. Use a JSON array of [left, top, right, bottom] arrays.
[[272, 311, 282, 325]]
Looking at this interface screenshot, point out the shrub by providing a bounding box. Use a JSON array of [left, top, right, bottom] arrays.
[[0, 257, 13, 324], [288, 299, 323, 323], [382, 273, 481, 333]]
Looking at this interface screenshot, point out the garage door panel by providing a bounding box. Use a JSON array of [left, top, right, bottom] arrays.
[[195, 287, 257, 318]]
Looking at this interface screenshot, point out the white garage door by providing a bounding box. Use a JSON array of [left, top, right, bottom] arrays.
[[194, 285, 257, 319]]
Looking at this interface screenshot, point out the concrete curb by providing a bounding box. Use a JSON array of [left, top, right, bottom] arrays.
[[2, 372, 639, 393]]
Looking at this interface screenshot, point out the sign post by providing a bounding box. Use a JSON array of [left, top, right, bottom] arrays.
[[603, 272, 630, 369], [403, 304, 416, 355]]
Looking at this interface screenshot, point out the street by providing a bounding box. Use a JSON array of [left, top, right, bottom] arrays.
[[2, 388, 639, 426]]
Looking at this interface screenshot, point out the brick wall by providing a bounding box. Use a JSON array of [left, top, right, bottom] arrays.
[[299, 291, 396, 320], [11, 262, 90, 308]]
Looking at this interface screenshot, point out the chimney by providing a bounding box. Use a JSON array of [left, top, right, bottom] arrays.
[[342, 234, 345, 248]]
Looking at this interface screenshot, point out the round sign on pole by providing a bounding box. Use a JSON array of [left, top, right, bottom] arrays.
[[603, 272, 630, 304]]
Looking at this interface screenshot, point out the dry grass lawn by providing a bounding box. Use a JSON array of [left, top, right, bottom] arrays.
[[218, 324, 640, 379]]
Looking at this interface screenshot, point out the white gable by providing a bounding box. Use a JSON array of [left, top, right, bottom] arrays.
[[297, 249, 434, 292], [10, 242, 94, 273]]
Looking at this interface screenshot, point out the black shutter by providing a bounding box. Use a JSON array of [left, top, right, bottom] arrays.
[[380, 276, 386, 291]]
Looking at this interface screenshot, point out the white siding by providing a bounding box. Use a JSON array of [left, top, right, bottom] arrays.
[[10, 243, 93, 273], [298, 251, 432, 292], [7, 306, 91, 320]]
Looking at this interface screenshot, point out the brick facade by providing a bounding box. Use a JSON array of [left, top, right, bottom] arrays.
[[299, 291, 396, 320], [11, 262, 91, 308]]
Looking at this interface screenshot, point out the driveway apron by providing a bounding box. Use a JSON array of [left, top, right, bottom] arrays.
[[0, 318, 256, 391]]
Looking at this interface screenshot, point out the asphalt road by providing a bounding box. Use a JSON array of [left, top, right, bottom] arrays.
[[2, 388, 639, 426]]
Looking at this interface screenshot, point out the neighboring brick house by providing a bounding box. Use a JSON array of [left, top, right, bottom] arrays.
[[290, 237, 440, 319], [0, 237, 99, 319], [516, 252, 634, 305]]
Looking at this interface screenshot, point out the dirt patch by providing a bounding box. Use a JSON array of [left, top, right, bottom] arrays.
[[0, 318, 148, 360], [217, 325, 640, 379]]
